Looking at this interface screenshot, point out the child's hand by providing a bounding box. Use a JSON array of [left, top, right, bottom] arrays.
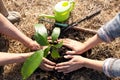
[[40, 58, 56, 71], [28, 40, 41, 50], [55, 55, 85, 73], [59, 38, 85, 54]]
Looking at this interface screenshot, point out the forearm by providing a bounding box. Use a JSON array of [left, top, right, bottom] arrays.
[[0, 52, 33, 66], [83, 34, 103, 52], [83, 58, 103, 71], [0, 13, 33, 46]]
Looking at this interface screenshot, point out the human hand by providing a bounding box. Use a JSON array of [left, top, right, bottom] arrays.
[[40, 58, 56, 71], [59, 38, 86, 54], [27, 40, 41, 50], [55, 55, 86, 73]]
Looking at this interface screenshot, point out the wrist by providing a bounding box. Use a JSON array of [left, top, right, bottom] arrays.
[[81, 57, 89, 68], [21, 52, 34, 60], [84, 59, 90, 68]]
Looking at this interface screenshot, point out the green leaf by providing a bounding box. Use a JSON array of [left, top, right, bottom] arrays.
[[44, 46, 51, 57], [34, 32, 48, 46], [51, 47, 60, 59], [21, 50, 44, 80], [34, 24, 48, 38], [54, 41, 63, 48], [51, 27, 60, 42], [34, 24, 49, 46]]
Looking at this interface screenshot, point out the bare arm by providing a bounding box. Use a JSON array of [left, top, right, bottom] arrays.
[[0, 13, 40, 50], [55, 55, 104, 73], [0, 52, 33, 66], [61, 34, 103, 54], [0, 13, 57, 71], [84, 58, 103, 71], [82, 34, 103, 53]]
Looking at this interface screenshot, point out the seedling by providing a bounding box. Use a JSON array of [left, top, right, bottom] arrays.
[[21, 24, 62, 80]]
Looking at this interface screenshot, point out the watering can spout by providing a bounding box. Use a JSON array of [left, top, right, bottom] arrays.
[[39, 14, 55, 19]]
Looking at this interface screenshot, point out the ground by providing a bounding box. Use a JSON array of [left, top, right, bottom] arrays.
[[0, 0, 120, 80]]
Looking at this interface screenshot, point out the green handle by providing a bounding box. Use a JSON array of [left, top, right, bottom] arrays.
[[54, 22, 68, 28], [39, 14, 55, 19]]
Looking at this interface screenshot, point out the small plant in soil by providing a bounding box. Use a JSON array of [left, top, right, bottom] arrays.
[[21, 24, 63, 80]]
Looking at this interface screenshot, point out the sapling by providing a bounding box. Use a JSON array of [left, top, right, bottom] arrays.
[[21, 24, 62, 80]]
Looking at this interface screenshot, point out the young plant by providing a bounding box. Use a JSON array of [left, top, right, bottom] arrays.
[[21, 24, 62, 80]]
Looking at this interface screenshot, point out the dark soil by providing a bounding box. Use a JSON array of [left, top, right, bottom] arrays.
[[32, 29, 110, 80]]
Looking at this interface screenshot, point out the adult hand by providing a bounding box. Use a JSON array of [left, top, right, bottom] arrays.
[[55, 55, 86, 73], [59, 38, 86, 54], [40, 58, 56, 71]]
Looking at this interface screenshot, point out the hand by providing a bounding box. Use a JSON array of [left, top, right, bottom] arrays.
[[40, 58, 56, 71], [59, 38, 86, 54], [27, 40, 41, 50], [55, 55, 86, 74]]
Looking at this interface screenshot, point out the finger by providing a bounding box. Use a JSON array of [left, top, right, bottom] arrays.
[[66, 51, 76, 54], [47, 36, 52, 40], [62, 42, 75, 49], [64, 65, 82, 74], [58, 38, 70, 44], [62, 66, 76, 74], [55, 65, 69, 71], [56, 62, 70, 67], [48, 39, 52, 42], [43, 58, 56, 66], [64, 55, 73, 59], [47, 36, 53, 42], [58, 39, 75, 50], [40, 63, 55, 71]]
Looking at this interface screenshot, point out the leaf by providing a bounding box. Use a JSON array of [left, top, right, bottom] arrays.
[[34, 24, 48, 38], [44, 46, 51, 57], [51, 47, 60, 59], [51, 27, 61, 42], [54, 41, 63, 48], [34, 24, 49, 46], [34, 32, 48, 46], [21, 50, 44, 80]]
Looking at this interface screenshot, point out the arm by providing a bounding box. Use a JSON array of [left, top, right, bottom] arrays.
[[56, 13, 120, 76], [56, 55, 120, 77], [0, 13, 40, 50], [55, 55, 103, 73], [0, 51, 56, 71], [0, 52, 56, 71], [61, 34, 103, 54], [75, 57, 120, 77], [0, 13, 56, 71], [103, 58, 120, 77], [97, 13, 120, 42], [0, 52, 33, 66], [61, 13, 120, 55]]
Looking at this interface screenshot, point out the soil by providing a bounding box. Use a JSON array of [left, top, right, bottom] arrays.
[[0, 0, 120, 80]]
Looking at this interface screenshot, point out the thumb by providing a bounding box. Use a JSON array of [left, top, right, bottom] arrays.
[[66, 51, 76, 54], [64, 55, 73, 59]]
